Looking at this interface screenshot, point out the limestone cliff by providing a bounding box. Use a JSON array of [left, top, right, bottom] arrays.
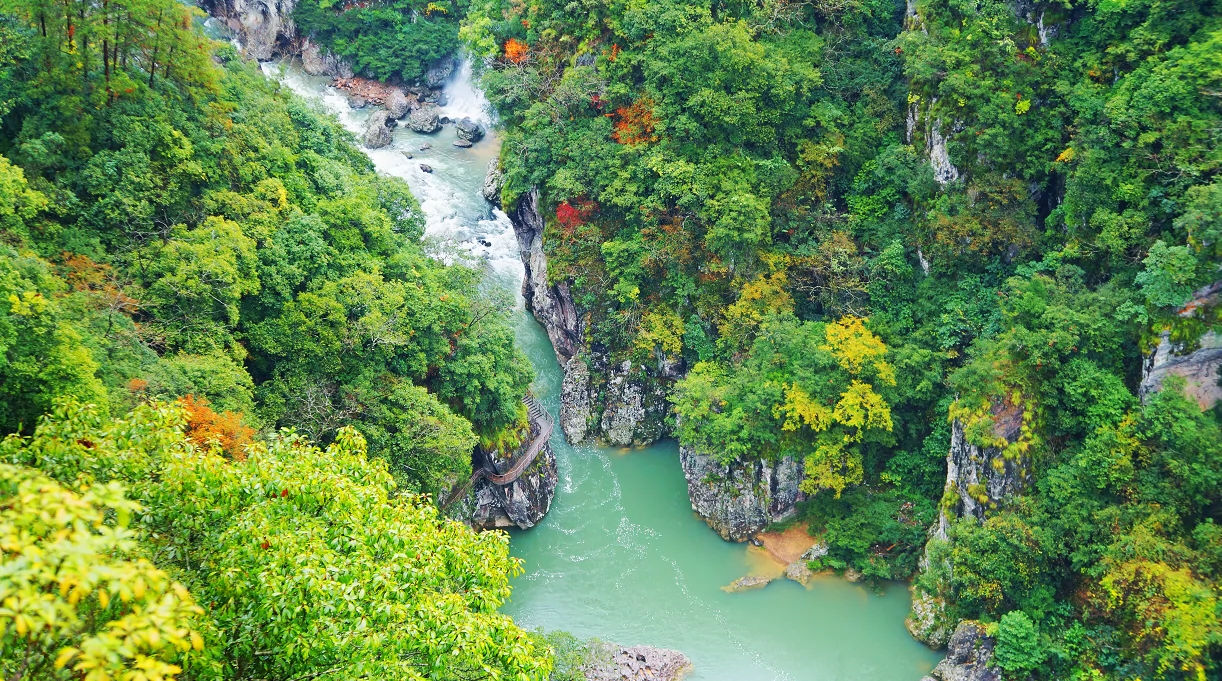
[[448, 401, 558, 530], [920, 622, 1000, 681], [1139, 281, 1222, 411], [508, 186, 677, 446], [679, 446, 805, 542], [204, 0, 298, 61], [909, 401, 1027, 648]]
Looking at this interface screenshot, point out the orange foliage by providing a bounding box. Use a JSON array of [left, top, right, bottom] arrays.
[[58, 252, 139, 316], [612, 97, 658, 146], [127, 378, 149, 392], [504, 39, 529, 63], [181, 394, 254, 461]]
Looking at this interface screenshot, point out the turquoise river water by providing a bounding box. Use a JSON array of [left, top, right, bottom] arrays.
[[255, 55, 942, 681]]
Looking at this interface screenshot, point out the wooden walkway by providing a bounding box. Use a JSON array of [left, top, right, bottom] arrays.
[[439, 396, 552, 510]]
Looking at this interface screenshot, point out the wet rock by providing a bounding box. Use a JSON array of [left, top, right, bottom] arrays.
[[362, 110, 394, 149], [844, 568, 863, 582], [679, 446, 805, 542], [723, 574, 774, 592], [425, 57, 455, 88], [583, 643, 692, 681], [384, 88, 411, 119], [481, 159, 502, 207], [455, 117, 485, 142], [419, 164, 433, 173], [349, 95, 367, 109], [784, 561, 813, 585], [452, 139, 473, 148], [921, 622, 1000, 681], [402, 152, 413, 159], [301, 38, 353, 78], [407, 106, 441, 134], [419, 143, 432, 151]]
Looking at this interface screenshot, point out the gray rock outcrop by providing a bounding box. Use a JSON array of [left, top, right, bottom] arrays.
[[455, 117, 485, 142], [481, 159, 502, 207], [512, 188, 584, 362], [583, 643, 692, 681], [448, 408, 558, 530], [407, 106, 441, 134], [723, 574, 774, 592], [384, 88, 412, 119], [1139, 280, 1222, 410], [301, 38, 353, 78], [362, 110, 394, 149], [679, 446, 805, 542], [907, 591, 955, 649], [920, 621, 1000, 681], [204, 0, 297, 61], [425, 57, 456, 88], [937, 401, 1027, 537]]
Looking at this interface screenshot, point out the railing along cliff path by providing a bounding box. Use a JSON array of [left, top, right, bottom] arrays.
[[439, 396, 552, 510]]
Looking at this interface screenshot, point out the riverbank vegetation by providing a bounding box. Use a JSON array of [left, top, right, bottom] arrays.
[[0, 5, 557, 677], [464, 0, 1222, 674], [293, 0, 467, 83]]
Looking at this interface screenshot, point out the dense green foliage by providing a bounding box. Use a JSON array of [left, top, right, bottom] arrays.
[[464, 0, 1222, 674], [293, 0, 466, 83], [0, 0, 532, 495], [1, 401, 553, 681]]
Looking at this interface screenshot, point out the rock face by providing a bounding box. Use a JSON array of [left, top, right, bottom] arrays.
[[583, 643, 692, 681], [362, 110, 394, 149], [407, 106, 441, 134], [204, 0, 297, 60], [425, 57, 456, 88], [920, 622, 1000, 681], [679, 446, 805, 542], [449, 410, 558, 530], [937, 401, 1027, 538], [1139, 281, 1222, 410], [907, 591, 955, 649], [301, 38, 352, 78], [455, 117, 485, 142], [481, 159, 502, 206], [723, 574, 774, 592], [509, 187, 679, 447], [384, 88, 412, 119]]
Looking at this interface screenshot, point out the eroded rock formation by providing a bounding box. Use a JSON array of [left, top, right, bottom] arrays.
[[205, 0, 298, 60], [1139, 281, 1222, 411], [679, 446, 805, 542], [582, 643, 692, 681], [920, 622, 1000, 681]]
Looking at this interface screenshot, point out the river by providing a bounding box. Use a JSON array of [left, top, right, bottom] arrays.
[[259, 57, 941, 681]]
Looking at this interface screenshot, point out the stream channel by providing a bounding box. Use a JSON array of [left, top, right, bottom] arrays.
[[259, 57, 941, 681]]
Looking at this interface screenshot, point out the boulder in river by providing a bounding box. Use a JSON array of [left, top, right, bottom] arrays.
[[583, 643, 692, 681], [455, 117, 485, 143], [408, 106, 441, 134], [723, 574, 774, 592], [425, 57, 456, 88], [784, 560, 813, 585], [482, 158, 503, 206], [920, 621, 1000, 681], [419, 143, 432, 151], [452, 139, 473, 148], [349, 95, 367, 109], [384, 88, 411, 119], [419, 164, 433, 173], [679, 445, 805, 542], [362, 110, 394, 149]]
